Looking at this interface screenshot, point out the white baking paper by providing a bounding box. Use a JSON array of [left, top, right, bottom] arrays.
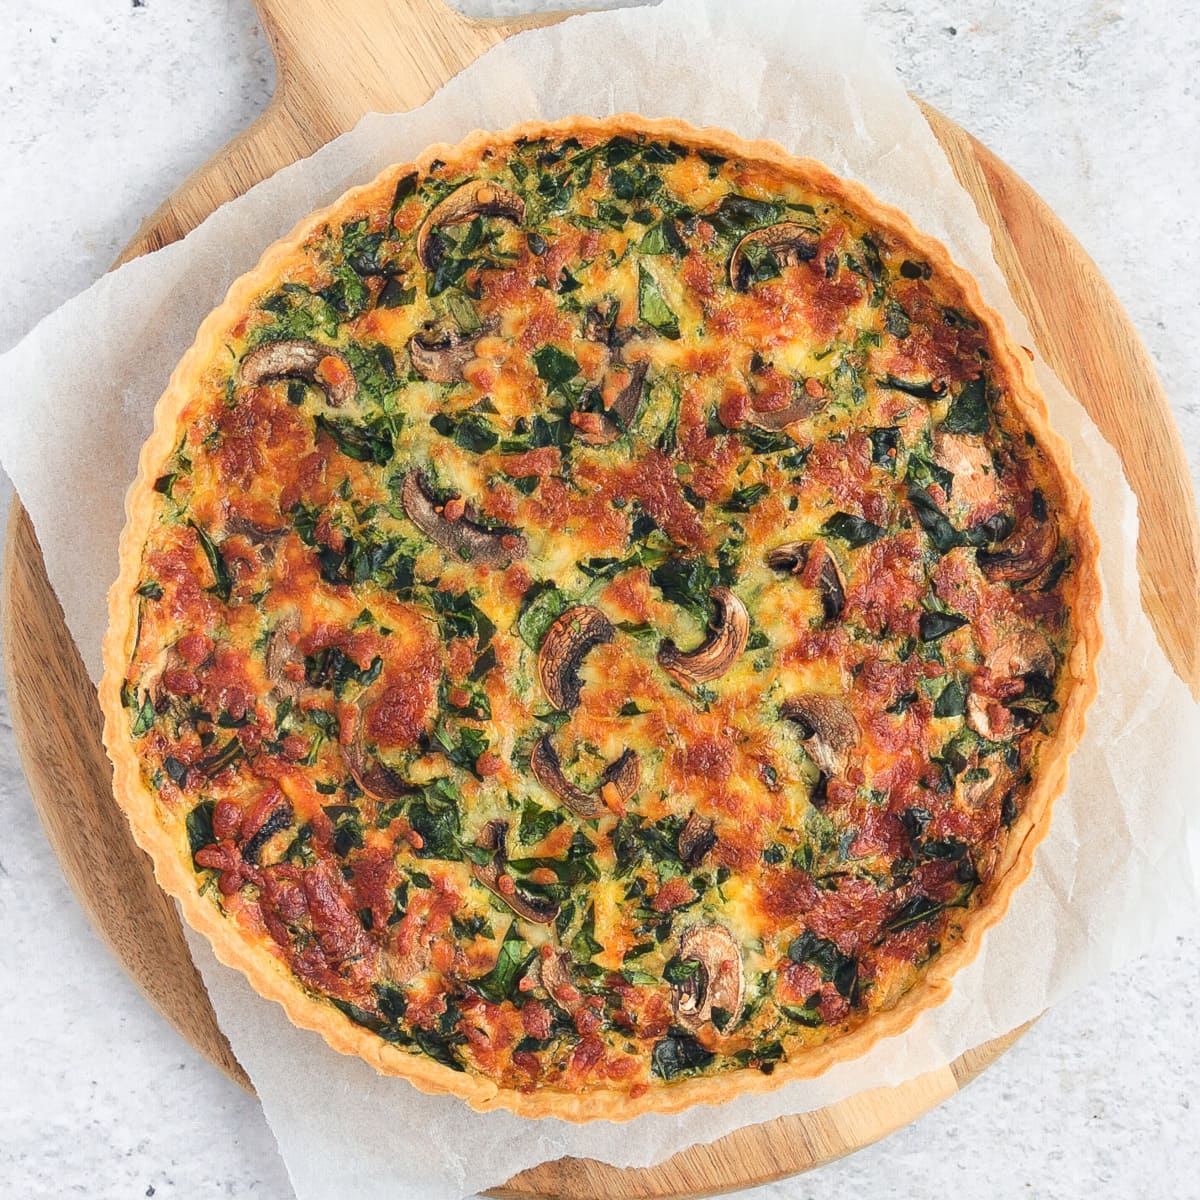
[[1, 1, 1197, 1197]]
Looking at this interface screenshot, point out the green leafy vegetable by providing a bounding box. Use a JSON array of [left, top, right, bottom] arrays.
[[518, 798, 563, 845], [533, 345, 580, 393], [941, 377, 989, 436], [304, 647, 383, 696], [651, 1034, 715, 1080], [314, 414, 394, 466], [722, 483, 769, 513], [516, 581, 567, 651], [407, 778, 462, 859], [918, 610, 969, 642], [130, 692, 156, 737], [637, 264, 681, 339], [186, 800, 217, 867], [787, 930, 859, 1002], [473, 922, 535, 1004], [189, 522, 232, 603], [933, 676, 967, 718], [884, 895, 946, 933], [821, 512, 886, 548]]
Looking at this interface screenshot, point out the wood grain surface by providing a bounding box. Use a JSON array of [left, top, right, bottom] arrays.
[[3, 0, 1197, 1197]]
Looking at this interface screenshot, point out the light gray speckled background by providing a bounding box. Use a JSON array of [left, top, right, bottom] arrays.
[[1, 2, 1197, 1198]]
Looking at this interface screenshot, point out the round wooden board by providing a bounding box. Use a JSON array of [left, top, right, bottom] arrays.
[[4, 1, 1198, 1197]]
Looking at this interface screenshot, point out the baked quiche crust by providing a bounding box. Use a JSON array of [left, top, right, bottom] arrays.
[[100, 115, 1100, 1121]]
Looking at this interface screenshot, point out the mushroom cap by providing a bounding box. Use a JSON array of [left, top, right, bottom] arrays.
[[382, 938, 431, 986], [967, 630, 1057, 740], [678, 811, 717, 867], [933, 430, 1000, 515], [400, 470, 526, 567], [530, 735, 641, 819], [240, 339, 357, 407], [657, 587, 750, 691], [344, 744, 414, 802], [986, 630, 1055, 680], [537, 605, 615, 711], [416, 180, 526, 269], [407, 317, 498, 384], [470, 819, 560, 925], [766, 541, 846, 622], [263, 611, 304, 700], [670, 923, 746, 1032], [780, 693, 861, 777], [977, 513, 1059, 584], [576, 360, 649, 446], [537, 947, 583, 1013], [745, 390, 825, 432], [728, 221, 820, 291]]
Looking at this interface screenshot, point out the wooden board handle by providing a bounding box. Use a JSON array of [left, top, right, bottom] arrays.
[[116, 0, 574, 266]]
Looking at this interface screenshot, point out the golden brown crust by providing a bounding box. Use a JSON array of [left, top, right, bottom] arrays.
[[100, 113, 1101, 1121]]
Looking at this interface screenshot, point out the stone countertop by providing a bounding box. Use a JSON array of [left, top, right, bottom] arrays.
[[0, 1, 1197, 1196]]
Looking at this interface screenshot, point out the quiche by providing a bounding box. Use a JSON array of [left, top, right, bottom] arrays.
[[101, 115, 1100, 1120]]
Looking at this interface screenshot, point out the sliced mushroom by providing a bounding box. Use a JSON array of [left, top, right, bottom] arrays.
[[780, 693, 861, 777], [669, 923, 746, 1033], [960, 760, 997, 809], [224, 515, 286, 569], [470, 819, 559, 925], [678, 812, 717, 867], [581, 301, 630, 349], [416, 180, 526, 270], [767, 541, 846, 622], [657, 587, 750, 691], [344, 744, 414, 802], [933, 431, 1000, 514], [536, 947, 583, 1012], [967, 630, 1057, 740], [537, 605, 614, 711], [728, 222, 820, 291], [745, 390, 826, 431], [977, 513, 1059, 584], [408, 317, 497, 384], [530, 735, 639, 818], [240, 340, 356, 407], [240, 801, 294, 866], [400, 470, 526, 566], [575, 360, 649, 446], [382, 938, 431, 985], [225, 514, 284, 546], [264, 611, 304, 700], [986, 630, 1056, 681]]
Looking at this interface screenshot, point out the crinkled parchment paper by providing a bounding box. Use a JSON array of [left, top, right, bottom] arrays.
[[1, 1, 1197, 1197]]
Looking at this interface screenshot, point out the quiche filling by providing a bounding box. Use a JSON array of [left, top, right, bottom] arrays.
[[116, 128, 1089, 1102]]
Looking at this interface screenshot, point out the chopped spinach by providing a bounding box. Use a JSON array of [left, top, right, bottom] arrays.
[[941, 376, 989, 436], [651, 1033, 715, 1079], [516, 580, 567, 651], [186, 800, 217, 867], [518, 797, 563, 845], [314, 414, 394, 466], [304, 647, 383, 697], [787, 929, 859, 1002], [649, 556, 717, 617], [406, 777, 463, 859], [918, 610, 969, 642], [722, 482, 769, 513], [532, 344, 580, 393], [821, 512, 886, 548], [868, 426, 901, 467], [637, 264, 681, 339], [190, 522, 232, 603], [884, 894, 946, 933], [473, 922, 535, 1004]]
